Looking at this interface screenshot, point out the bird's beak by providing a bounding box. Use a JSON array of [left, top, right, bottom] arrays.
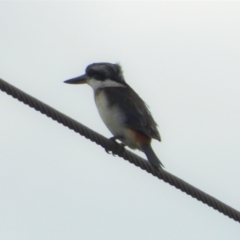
[[64, 74, 88, 84]]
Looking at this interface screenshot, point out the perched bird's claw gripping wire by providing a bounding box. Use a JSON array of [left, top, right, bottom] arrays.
[[105, 136, 126, 156]]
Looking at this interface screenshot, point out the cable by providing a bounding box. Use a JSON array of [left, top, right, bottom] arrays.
[[0, 78, 240, 223]]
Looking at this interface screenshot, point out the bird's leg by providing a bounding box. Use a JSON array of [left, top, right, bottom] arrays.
[[109, 136, 120, 142], [105, 135, 126, 155]]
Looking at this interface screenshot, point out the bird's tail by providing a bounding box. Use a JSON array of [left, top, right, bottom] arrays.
[[141, 144, 164, 169]]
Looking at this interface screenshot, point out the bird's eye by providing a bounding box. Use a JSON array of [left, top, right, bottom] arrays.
[[94, 72, 105, 81], [87, 69, 94, 77], [87, 69, 105, 80]]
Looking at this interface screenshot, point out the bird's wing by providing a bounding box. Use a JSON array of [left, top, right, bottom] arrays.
[[103, 87, 161, 141]]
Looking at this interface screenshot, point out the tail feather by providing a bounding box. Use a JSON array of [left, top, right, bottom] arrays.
[[141, 144, 164, 169]]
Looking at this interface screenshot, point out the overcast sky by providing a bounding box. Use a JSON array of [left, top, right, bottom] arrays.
[[0, 2, 240, 239]]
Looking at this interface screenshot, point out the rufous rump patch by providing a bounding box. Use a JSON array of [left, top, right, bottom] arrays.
[[128, 128, 151, 145]]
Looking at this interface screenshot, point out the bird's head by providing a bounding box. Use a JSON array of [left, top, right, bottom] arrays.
[[64, 62, 127, 90]]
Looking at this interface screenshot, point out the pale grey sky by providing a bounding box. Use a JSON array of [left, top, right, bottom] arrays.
[[0, 2, 240, 239]]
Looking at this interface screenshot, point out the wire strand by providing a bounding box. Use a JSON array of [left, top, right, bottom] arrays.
[[0, 78, 239, 223]]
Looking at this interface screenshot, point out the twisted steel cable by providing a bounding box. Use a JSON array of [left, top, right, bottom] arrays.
[[0, 78, 240, 223]]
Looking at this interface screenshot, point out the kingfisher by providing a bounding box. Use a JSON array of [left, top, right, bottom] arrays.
[[64, 62, 164, 169]]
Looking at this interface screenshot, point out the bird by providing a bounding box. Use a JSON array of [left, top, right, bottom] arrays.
[[64, 62, 164, 169]]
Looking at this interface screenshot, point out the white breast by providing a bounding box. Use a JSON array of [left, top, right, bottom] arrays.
[[87, 78, 139, 149], [94, 90, 125, 137]]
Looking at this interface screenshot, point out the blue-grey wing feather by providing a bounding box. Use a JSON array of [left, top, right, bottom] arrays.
[[103, 87, 161, 141]]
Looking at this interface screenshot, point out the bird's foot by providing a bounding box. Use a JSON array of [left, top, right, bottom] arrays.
[[105, 136, 126, 156]]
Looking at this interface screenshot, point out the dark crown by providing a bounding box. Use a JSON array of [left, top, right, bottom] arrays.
[[85, 62, 125, 83]]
